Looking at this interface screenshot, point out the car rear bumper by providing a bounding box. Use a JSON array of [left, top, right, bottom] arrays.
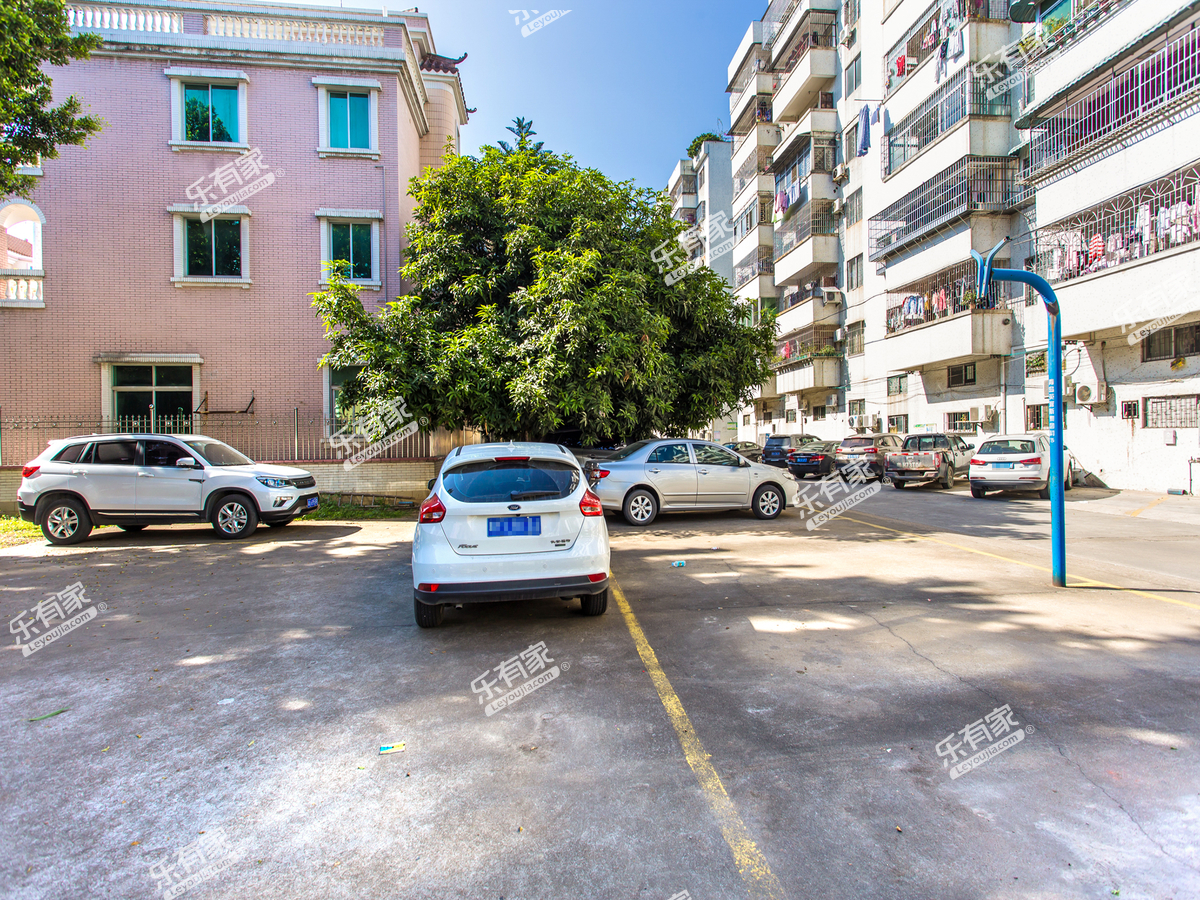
[[835, 459, 884, 476], [787, 464, 826, 477], [886, 468, 941, 482], [761, 458, 789, 468], [415, 574, 609, 605], [969, 478, 1046, 491], [18, 499, 36, 523]]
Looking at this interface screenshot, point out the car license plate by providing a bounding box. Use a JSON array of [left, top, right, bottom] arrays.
[[995, 462, 1014, 469], [306, 496, 319, 509], [488, 516, 541, 537], [794, 457, 809, 464]]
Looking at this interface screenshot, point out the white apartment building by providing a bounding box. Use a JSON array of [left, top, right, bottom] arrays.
[[666, 138, 735, 287]]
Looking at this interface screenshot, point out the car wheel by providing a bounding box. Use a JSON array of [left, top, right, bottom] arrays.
[[40, 497, 92, 545], [942, 466, 954, 490], [752, 484, 783, 519], [580, 589, 608, 616], [266, 519, 294, 528], [119, 525, 147, 532], [413, 591, 444, 628], [971, 487, 986, 499], [1065, 465, 1074, 491], [211, 495, 258, 539], [623, 489, 658, 526], [1038, 485, 1051, 500], [892, 479, 906, 489]]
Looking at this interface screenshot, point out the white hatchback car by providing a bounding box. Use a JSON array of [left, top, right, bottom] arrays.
[[968, 433, 1075, 499], [411, 442, 610, 628], [17, 434, 318, 544]]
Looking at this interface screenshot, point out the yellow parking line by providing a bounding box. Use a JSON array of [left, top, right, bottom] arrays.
[[840, 514, 1200, 611], [612, 581, 786, 900], [1125, 496, 1167, 517]]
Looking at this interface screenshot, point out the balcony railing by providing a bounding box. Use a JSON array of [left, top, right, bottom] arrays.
[[775, 200, 836, 261], [1028, 28, 1200, 179], [885, 259, 1016, 335], [882, 68, 1010, 177], [1031, 160, 1200, 286], [1024, 0, 1138, 75], [205, 14, 385, 45], [735, 245, 776, 289], [883, 0, 1009, 98], [868, 156, 1028, 260], [734, 147, 773, 195], [763, 0, 802, 51], [2, 269, 43, 303], [66, 5, 182, 32], [773, 12, 837, 75]]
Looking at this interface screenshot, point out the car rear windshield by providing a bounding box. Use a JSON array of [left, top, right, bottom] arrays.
[[903, 436, 950, 451], [51, 443, 87, 463], [841, 437, 876, 448], [979, 439, 1036, 455], [443, 459, 580, 503], [765, 436, 790, 447], [183, 439, 252, 467], [605, 440, 653, 462]]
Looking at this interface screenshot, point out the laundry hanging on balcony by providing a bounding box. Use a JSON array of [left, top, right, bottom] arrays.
[[857, 105, 872, 156]]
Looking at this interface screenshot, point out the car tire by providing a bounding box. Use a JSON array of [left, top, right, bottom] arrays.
[[942, 466, 954, 490], [266, 519, 294, 528], [580, 589, 608, 617], [1038, 486, 1051, 500], [892, 479, 906, 489], [211, 494, 258, 539], [1065, 466, 1074, 491], [752, 484, 784, 519], [623, 489, 658, 526], [413, 591, 444, 628], [119, 525, 147, 532], [971, 486, 986, 499], [39, 497, 92, 545]]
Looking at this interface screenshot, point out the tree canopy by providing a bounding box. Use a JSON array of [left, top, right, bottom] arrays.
[[314, 119, 774, 443], [687, 132, 727, 160], [0, 0, 102, 198]]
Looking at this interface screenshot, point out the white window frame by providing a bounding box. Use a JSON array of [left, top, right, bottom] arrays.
[[169, 204, 252, 287], [166, 68, 250, 152], [316, 208, 383, 289], [313, 77, 381, 159]]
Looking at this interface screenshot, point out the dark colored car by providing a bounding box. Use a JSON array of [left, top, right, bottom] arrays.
[[723, 440, 763, 462], [834, 433, 905, 479], [761, 434, 822, 468], [786, 441, 838, 478]]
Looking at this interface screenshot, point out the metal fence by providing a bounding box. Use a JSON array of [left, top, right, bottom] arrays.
[[773, 11, 837, 75], [882, 67, 1010, 177], [0, 415, 478, 467], [1029, 27, 1200, 177], [734, 147, 773, 195], [774, 199, 837, 261], [868, 155, 1027, 260], [734, 244, 775, 289], [1031, 160, 1200, 285], [885, 258, 1016, 335]]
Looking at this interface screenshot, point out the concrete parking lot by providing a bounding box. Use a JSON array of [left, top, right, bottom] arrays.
[[2, 484, 1199, 899]]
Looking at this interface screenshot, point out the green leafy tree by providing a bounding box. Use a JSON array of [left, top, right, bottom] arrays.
[[687, 132, 726, 160], [314, 121, 774, 442], [496, 116, 544, 155], [0, 0, 102, 198]]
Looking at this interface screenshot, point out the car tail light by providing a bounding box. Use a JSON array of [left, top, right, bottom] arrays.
[[418, 495, 446, 523], [493, 456, 530, 462], [22, 465, 40, 478], [418, 583, 439, 592], [592, 468, 610, 479], [579, 488, 603, 516], [587, 572, 608, 583], [862, 448, 877, 454], [1018, 457, 1043, 466], [969, 458, 985, 466], [812, 454, 825, 461]]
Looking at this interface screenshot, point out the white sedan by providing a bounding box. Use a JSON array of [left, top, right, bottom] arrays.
[[968, 433, 1075, 499], [411, 442, 610, 627]]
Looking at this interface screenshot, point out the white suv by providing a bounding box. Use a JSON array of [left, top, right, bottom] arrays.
[[411, 442, 610, 628], [17, 434, 318, 545]]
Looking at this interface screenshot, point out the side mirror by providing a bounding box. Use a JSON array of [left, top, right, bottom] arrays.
[[174, 457, 197, 468], [967, 444, 975, 450], [741, 459, 751, 467]]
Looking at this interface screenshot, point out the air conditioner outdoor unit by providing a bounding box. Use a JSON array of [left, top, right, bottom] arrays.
[[848, 415, 861, 428], [801, 401, 811, 415], [1075, 382, 1107, 404], [841, 27, 856, 47], [834, 327, 846, 342], [832, 164, 849, 183], [869, 414, 882, 430], [826, 393, 838, 408], [831, 198, 845, 216]]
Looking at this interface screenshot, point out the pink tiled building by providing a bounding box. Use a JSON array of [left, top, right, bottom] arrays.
[[0, 0, 469, 462]]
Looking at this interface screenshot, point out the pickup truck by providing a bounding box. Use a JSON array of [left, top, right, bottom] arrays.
[[884, 433, 974, 489]]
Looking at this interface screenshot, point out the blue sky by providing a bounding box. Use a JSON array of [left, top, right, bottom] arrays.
[[293, 0, 766, 188]]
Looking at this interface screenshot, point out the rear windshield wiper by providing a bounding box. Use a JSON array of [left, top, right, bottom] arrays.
[[510, 490, 560, 501]]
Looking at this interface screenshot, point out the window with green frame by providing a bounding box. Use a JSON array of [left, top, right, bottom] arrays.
[[329, 92, 370, 149], [186, 219, 241, 277], [184, 84, 238, 142], [112, 365, 194, 428], [330, 223, 373, 280]]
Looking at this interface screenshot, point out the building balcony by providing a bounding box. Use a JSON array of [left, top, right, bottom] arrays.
[[772, 45, 837, 123], [732, 222, 774, 262], [734, 245, 776, 290], [882, 308, 1013, 371], [774, 200, 838, 286], [775, 356, 841, 394], [1026, 26, 1200, 182], [731, 72, 780, 126], [752, 374, 780, 400], [1021, 0, 1138, 77], [777, 290, 840, 331], [736, 273, 778, 300], [732, 123, 781, 171], [868, 156, 1028, 261], [773, 107, 838, 165], [1, 269, 44, 307]]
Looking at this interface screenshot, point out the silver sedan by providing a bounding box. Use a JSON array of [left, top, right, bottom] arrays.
[[585, 439, 801, 526]]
